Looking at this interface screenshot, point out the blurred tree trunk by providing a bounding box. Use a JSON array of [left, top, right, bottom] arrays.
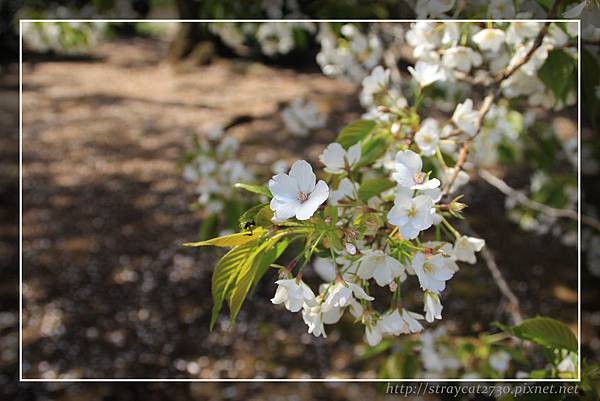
[[168, 0, 213, 63]]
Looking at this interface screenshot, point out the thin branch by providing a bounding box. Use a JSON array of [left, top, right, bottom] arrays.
[[461, 221, 523, 325], [479, 169, 600, 232], [496, 22, 552, 83], [480, 244, 524, 325]]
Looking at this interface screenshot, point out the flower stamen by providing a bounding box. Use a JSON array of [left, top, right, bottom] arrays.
[[297, 191, 309, 203]]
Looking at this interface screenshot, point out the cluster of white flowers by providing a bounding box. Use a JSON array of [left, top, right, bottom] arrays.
[[360, 66, 408, 118], [209, 21, 315, 57], [22, 21, 106, 54], [267, 145, 484, 343], [281, 98, 327, 137], [261, 21, 581, 346], [316, 23, 383, 82], [403, 22, 577, 111], [195, 21, 582, 359], [351, 22, 582, 257], [256, 22, 315, 56], [182, 126, 254, 214], [419, 325, 515, 378], [420, 326, 461, 377]]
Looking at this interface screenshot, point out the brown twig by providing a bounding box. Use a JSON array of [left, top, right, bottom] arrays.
[[479, 169, 600, 232]]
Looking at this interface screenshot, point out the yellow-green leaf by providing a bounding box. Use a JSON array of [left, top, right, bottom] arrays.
[[227, 236, 282, 324], [209, 240, 258, 330], [234, 183, 272, 198], [183, 227, 266, 248]]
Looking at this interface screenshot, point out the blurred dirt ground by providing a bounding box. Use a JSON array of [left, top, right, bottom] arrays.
[[5, 34, 585, 390]]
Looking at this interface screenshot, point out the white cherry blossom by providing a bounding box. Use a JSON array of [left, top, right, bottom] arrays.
[[271, 278, 317, 312], [357, 250, 406, 286], [349, 299, 364, 318], [406, 22, 441, 56], [329, 177, 358, 206], [401, 309, 425, 333], [282, 98, 327, 137], [217, 136, 239, 157], [424, 291, 443, 323], [472, 28, 506, 53], [302, 303, 327, 338], [302, 285, 349, 338], [380, 309, 424, 336], [387, 189, 435, 240], [323, 280, 374, 310], [422, 241, 459, 273], [452, 99, 479, 137], [392, 150, 440, 190], [322, 304, 344, 325], [379, 309, 406, 335], [365, 322, 383, 346], [506, 22, 540, 45], [319, 142, 361, 174], [415, 118, 440, 156], [412, 252, 455, 293], [442, 46, 482, 73], [360, 66, 390, 107], [442, 23, 460, 46], [269, 160, 329, 221], [408, 61, 445, 87], [453, 236, 485, 264]]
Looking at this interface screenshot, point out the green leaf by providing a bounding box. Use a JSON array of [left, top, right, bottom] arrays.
[[234, 183, 272, 198], [538, 49, 577, 102], [183, 227, 266, 248], [358, 177, 395, 202], [251, 238, 290, 288], [239, 204, 266, 225], [356, 134, 390, 168], [209, 240, 258, 330], [227, 236, 283, 324], [254, 205, 274, 227], [239, 204, 274, 228], [336, 119, 376, 148], [499, 317, 578, 352]]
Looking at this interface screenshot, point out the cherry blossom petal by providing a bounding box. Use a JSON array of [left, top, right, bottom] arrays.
[[269, 173, 299, 201], [347, 143, 362, 166], [289, 159, 316, 193]]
